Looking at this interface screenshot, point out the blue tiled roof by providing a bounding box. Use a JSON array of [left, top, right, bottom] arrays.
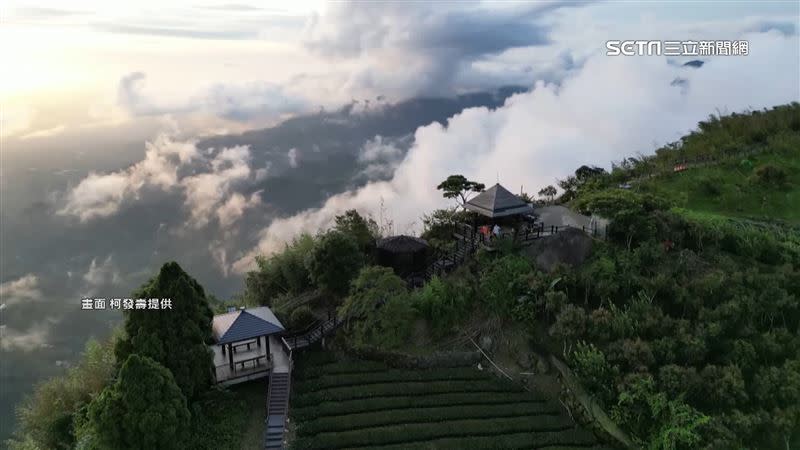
[[215, 309, 285, 344]]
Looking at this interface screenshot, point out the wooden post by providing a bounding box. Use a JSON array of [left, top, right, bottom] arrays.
[[228, 344, 234, 371], [221, 344, 226, 356], [257, 336, 261, 348], [266, 336, 271, 360]]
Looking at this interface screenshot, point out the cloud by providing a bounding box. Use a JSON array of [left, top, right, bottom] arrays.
[[357, 135, 405, 179], [117, 72, 308, 122], [181, 145, 257, 227], [358, 135, 402, 163], [82, 255, 122, 295], [0, 275, 42, 308], [19, 124, 67, 140], [302, 2, 589, 98], [287, 147, 299, 168], [95, 23, 259, 40], [0, 319, 57, 352], [0, 105, 35, 138], [209, 240, 231, 277], [232, 30, 799, 273], [59, 131, 261, 229], [217, 191, 262, 229], [59, 133, 200, 221]]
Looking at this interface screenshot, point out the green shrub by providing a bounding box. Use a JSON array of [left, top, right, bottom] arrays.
[[611, 375, 709, 450], [413, 276, 473, 337], [288, 306, 316, 331], [8, 333, 120, 450], [570, 342, 617, 406], [751, 164, 788, 187], [306, 231, 364, 297], [338, 266, 415, 349], [244, 233, 316, 304], [478, 255, 531, 316]]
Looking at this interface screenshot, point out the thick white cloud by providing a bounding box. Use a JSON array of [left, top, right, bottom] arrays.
[[357, 135, 405, 179], [232, 30, 799, 273], [117, 72, 309, 122], [217, 191, 262, 229], [60, 136, 261, 229], [182, 145, 257, 228], [59, 133, 200, 221], [0, 274, 42, 308], [301, 2, 581, 99]]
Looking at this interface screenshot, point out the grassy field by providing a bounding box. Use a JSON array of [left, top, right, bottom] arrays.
[[289, 353, 612, 450]]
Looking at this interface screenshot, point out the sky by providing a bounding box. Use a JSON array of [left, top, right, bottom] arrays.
[[1, 0, 799, 442]]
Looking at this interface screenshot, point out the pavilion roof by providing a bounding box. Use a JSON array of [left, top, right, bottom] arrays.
[[464, 183, 533, 218], [376, 235, 429, 253], [212, 306, 285, 345]]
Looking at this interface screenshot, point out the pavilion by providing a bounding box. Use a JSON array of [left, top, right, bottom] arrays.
[[210, 306, 287, 386], [465, 183, 534, 220]]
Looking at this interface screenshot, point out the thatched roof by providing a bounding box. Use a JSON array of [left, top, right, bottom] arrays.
[[465, 183, 533, 218], [376, 235, 429, 253]]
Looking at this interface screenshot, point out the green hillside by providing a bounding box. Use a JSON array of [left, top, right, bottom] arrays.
[[565, 102, 799, 225]]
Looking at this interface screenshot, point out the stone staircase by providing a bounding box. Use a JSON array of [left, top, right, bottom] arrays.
[[264, 371, 291, 450], [263, 318, 343, 450]]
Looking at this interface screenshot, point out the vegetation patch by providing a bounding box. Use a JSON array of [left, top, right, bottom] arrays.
[[290, 353, 602, 450]]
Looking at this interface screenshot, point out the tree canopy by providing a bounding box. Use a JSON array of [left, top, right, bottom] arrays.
[[306, 231, 364, 297], [84, 354, 190, 450], [114, 261, 214, 400], [334, 209, 380, 254], [245, 233, 316, 305], [436, 175, 485, 208], [338, 266, 414, 349], [537, 185, 557, 203]]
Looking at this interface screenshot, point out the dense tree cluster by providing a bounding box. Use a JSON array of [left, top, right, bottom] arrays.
[[339, 266, 415, 349], [114, 262, 215, 400], [81, 354, 191, 450], [245, 233, 316, 304], [9, 262, 222, 450], [516, 195, 800, 448], [244, 210, 377, 305], [306, 230, 365, 297]]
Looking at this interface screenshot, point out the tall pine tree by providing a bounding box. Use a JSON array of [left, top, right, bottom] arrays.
[[115, 262, 214, 400]]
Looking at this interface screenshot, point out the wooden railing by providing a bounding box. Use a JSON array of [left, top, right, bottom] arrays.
[[280, 337, 293, 368], [285, 314, 341, 350]]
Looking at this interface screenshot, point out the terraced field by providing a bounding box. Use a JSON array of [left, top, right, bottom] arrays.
[[289, 353, 614, 450]]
